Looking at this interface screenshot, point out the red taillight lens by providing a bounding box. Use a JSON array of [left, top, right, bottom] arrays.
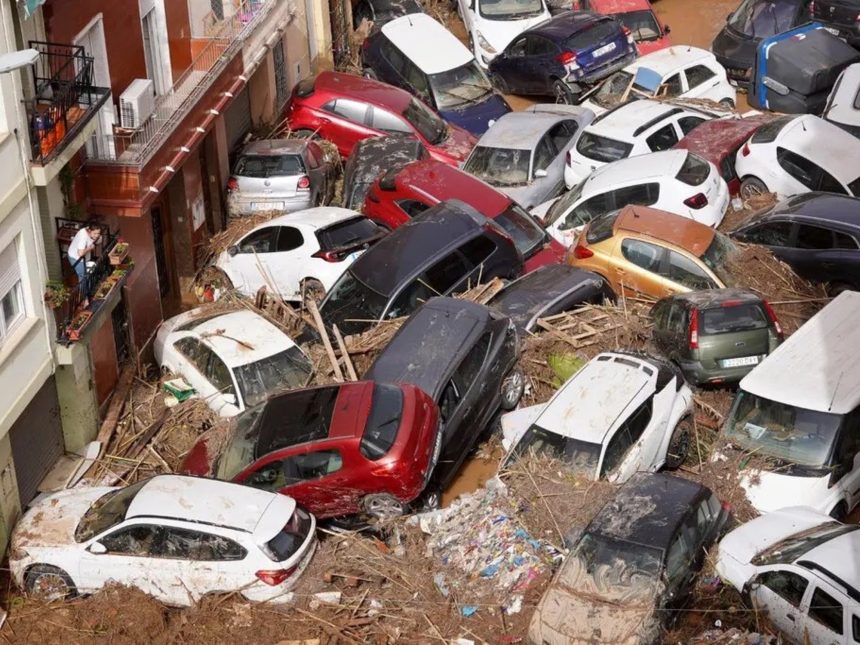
[[573, 244, 593, 259], [720, 299, 744, 307], [809, 0, 815, 12], [255, 567, 296, 586], [227, 176, 238, 192], [762, 299, 784, 339], [741, 142, 750, 157], [721, 501, 732, 513], [684, 193, 708, 209], [556, 51, 576, 65], [622, 26, 631, 36], [313, 249, 342, 262], [689, 308, 699, 350], [855, 10, 860, 22], [297, 175, 311, 190]]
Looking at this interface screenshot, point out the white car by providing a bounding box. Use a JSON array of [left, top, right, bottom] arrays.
[[10, 475, 317, 606], [716, 507, 860, 645], [824, 63, 860, 139], [536, 149, 728, 247], [216, 207, 385, 302], [734, 114, 860, 200], [153, 307, 312, 417], [581, 45, 736, 116], [563, 99, 717, 187], [501, 351, 693, 482], [457, 0, 551, 68]]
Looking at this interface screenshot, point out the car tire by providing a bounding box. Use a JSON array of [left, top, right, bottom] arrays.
[[500, 367, 525, 411], [552, 80, 577, 105], [829, 501, 848, 521], [665, 417, 692, 470], [492, 73, 510, 95], [362, 68, 378, 81], [25, 564, 76, 601], [739, 177, 768, 199], [362, 493, 406, 519], [301, 279, 325, 307], [828, 282, 854, 297], [719, 97, 735, 108]]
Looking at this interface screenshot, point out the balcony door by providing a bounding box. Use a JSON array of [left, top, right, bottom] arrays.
[[74, 16, 116, 160], [141, 9, 169, 96]]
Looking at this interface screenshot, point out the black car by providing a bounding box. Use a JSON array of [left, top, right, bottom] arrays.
[[529, 472, 730, 644], [731, 192, 860, 293], [811, 0, 860, 47], [352, 0, 423, 29], [711, 0, 812, 85], [319, 199, 524, 334], [486, 264, 609, 332], [488, 11, 638, 104], [342, 134, 426, 210], [364, 297, 523, 505]]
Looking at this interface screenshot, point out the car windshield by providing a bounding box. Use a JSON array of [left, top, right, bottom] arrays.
[[700, 232, 738, 286], [234, 347, 313, 409], [724, 390, 843, 469], [402, 98, 447, 145], [463, 146, 531, 186], [75, 481, 147, 542], [321, 271, 390, 328], [479, 0, 544, 19], [360, 384, 405, 460], [592, 70, 642, 108], [496, 203, 546, 256], [616, 10, 662, 42], [752, 522, 860, 566], [544, 182, 585, 226], [506, 424, 601, 478], [430, 62, 493, 110], [235, 154, 304, 178], [576, 131, 633, 164], [217, 405, 266, 480], [728, 0, 800, 37]]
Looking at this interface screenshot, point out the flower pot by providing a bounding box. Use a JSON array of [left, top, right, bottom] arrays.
[[66, 310, 93, 341], [109, 242, 130, 266]]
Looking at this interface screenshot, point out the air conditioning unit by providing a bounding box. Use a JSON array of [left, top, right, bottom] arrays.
[[119, 79, 155, 129]]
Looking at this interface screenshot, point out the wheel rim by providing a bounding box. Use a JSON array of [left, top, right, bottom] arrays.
[[502, 370, 524, 406], [32, 573, 69, 601], [424, 490, 440, 510], [366, 496, 403, 518], [553, 84, 568, 104]]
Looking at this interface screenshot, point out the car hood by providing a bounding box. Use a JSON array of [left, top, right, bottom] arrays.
[[500, 403, 546, 451], [13, 486, 116, 549], [712, 26, 757, 69], [436, 123, 478, 162], [740, 469, 833, 514], [477, 13, 549, 53], [499, 182, 543, 210], [439, 93, 512, 136]]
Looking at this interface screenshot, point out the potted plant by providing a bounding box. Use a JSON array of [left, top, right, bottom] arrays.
[[66, 310, 93, 341], [44, 280, 70, 309], [108, 240, 130, 266]]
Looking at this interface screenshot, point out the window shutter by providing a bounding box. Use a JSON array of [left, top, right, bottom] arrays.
[[0, 242, 21, 298]]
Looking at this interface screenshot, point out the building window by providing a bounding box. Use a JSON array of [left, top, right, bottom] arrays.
[[141, 9, 168, 95], [210, 0, 224, 20], [0, 242, 25, 343]]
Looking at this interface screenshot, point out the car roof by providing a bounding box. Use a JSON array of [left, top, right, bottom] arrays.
[[739, 290, 860, 415], [381, 14, 472, 74], [673, 115, 773, 164], [666, 287, 763, 310], [826, 63, 860, 123], [587, 472, 708, 551], [475, 110, 571, 150], [183, 310, 298, 367], [258, 207, 364, 231], [127, 475, 291, 534], [349, 199, 486, 296], [312, 71, 411, 112], [760, 192, 860, 230], [584, 149, 689, 189], [530, 10, 606, 41], [393, 159, 511, 214], [778, 115, 860, 181], [587, 100, 694, 139], [364, 297, 494, 397], [625, 45, 714, 75], [800, 530, 860, 594], [240, 139, 308, 156], [614, 204, 716, 255], [589, 0, 653, 10]]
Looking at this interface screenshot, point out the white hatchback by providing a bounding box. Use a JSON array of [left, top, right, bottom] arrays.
[[824, 63, 860, 138], [536, 149, 728, 247], [501, 351, 693, 482], [10, 475, 317, 606], [153, 307, 312, 417], [563, 99, 717, 188], [458, 0, 550, 68], [216, 207, 385, 302]]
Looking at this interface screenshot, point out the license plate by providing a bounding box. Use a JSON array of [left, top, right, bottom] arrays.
[[251, 201, 284, 211], [824, 26, 840, 36], [721, 355, 761, 368], [593, 42, 617, 57]]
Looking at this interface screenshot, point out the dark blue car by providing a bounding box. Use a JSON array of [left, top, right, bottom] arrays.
[[487, 11, 638, 103], [360, 13, 511, 135]]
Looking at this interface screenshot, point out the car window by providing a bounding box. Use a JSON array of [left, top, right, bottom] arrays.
[[276, 226, 304, 252], [667, 250, 717, 289], [425, 250, 471, 292], [534, 136, 556, 174], [455, 332, 491, 391], [720, 154, 736, 183], [562, 193, 611, 231], [508, 36, 527, 57], [439, 379, 460, 423], [621, 238, 664, 272], [743, 221, 793, 246], [235, 154, 304, 178], [620, 397, 652, 445], [777, 147, 820, 190], [548, 120, 580, 150], [245, 450, 344, 490], [100, 524, 161, 556], [796, 224, 835, 250], [404, 60, 430, 97], [305, 145, 321, 168], [601, 425, 635, 476], [382, 39, 408, 77], [835, 231, 860, 249], [205, 349, 236, 397], [239, 227, 279, 253], [612, 183, 660, 208], [758, 570, 808, 607], [667, 302, 687, 333], [818, 169, 848, 195], [646, 124, 679, 152], [849, 177, 860, 197], [526, 35, 556, 56], [663, 74, 682, 97], [157, 527, 247, 561], [652, 300, 669, 327], [174, 337, 210, 374], [397, 199, 430, 218], [685, 64, 716, 89], [853, 615, 860, 642], [461, 235, 496, 267], [809, 587, 844, 635], [678, 116, 705, 136], [664, 532, 690, 585], [696, 495, 719, 536], [370, 107, 411, 134], [325, 99, 370, 125]]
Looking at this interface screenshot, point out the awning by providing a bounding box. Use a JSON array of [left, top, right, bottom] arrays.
[[19, 0, 46, 18]]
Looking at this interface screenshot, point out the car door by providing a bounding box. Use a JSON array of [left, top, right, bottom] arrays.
[[617, 238, 673, 297], [776, 147, 833, 195], [261, 225, 307, 298], [525, 36, 559, 93], [610, 396, 657, 481], [225, 226, 280, 296], [321, 98, 374, 152], [749, 568, 811, 643], [80, 524, 164, 599], [802, 584, 845, 645], [831, 409, 860, 515], [532, 133, 560, 199], [683, 64, 720, 100], [665, 249, 720, 291], [645, 123, 680, 153], [790, 223, 859, 285], [497, 36, 529, 93]]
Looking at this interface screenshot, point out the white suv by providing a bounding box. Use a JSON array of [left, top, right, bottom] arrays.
[[716, 507, 860, 645], [457, 0, 550, 68], [501, 351, 693, 482], [564, 99, 717, 187], [536, 149, 728, 247]]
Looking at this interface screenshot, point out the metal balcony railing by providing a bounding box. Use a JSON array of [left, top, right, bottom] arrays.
[[24, 41, 111, 165], [87, 0, 273, 167]]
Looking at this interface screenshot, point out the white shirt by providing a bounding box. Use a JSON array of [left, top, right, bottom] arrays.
[[68, 227, 93, 264]]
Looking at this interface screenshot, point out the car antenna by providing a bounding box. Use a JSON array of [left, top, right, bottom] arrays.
[[407, 14, 413, 26], [828, 370, 845, 412]]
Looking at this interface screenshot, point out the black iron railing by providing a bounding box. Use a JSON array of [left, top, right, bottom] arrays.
[[25, 41, 111, 165]]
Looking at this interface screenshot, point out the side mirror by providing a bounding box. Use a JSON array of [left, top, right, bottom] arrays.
[[88, 541, 107, 555], [749, 580, 761, 591], [534, 168, 548, 178], [227, 245, 239, 257], [664, 24, 671, 34]]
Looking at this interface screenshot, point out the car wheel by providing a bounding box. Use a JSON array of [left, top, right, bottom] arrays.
[[719, 97, 735, 108], [362, 68, 378, 81], [291, 128, 318, 139], [739, 177, 768, 199], [301, 279, 325, 306], [665, 417, 692, 470], [362, 493, 406, 519], [500, 367, 525, 411], [829, 501, 848, 521], [492, 73, 510, 95], [419, 487, 441, 511], [552, 80, 576, 105], [828, 282, 853, 297], [25, 564, 76, 601]]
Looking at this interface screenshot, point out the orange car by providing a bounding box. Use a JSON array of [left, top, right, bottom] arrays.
[[567, 205, 736, 299]]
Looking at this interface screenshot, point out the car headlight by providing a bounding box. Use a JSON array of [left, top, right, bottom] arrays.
[[476, 31, 496, 54]]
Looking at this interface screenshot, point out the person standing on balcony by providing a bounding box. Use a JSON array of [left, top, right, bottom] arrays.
[[67, 221, 102, 295]]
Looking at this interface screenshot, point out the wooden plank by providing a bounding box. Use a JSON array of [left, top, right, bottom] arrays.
[[307, 300, 344, 382], [96, 365, 135, 446], [332, 325, 358, 382], [535, 319, 582, 348]]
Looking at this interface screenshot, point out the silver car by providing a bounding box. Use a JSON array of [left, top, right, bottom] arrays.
[[227, 139, 334, 217], [460, 104, 595, 210]]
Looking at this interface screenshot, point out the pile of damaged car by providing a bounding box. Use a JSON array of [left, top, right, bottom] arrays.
[[7, 0, 860, 642]]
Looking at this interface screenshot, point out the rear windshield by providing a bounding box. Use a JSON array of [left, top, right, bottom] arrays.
[[495, 203, 546, 258], [576, 132, 633, 163], [264, 507, 312, 562], [566, 19, 619, 50], [702, 303, 768, 335], [506, 424, 600, 478], [728, 0, 801, 37], [317, 217, 384, 251], [235, 154, 304, 178], [234, 346, 313, 409], [616, 10, 662, 42], [360, 384, 405, 460], [75, 481, 147, 542], [586, 211, 620, 244], [750, 117, 792, 144], [403, 98, 447, 145], [321, 271, 389, 329], [676, 153, 711, 186]]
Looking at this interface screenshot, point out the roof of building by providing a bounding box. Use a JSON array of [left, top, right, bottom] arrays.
[[381, 13, 473, 74]]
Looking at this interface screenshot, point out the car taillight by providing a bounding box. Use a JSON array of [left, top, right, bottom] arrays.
[[856, 9, 860, 22], [721, 501, 732, 513], [573, 244, 593, 259], [762, 299, 784, 340], [720, 299, 743, 307], [689, 308, 699, 350], [313, 249, 345, 262], [741, 142, 750, 157], [809, 0, 814, 13], [227, 176, 238, 192], [297, 175, 311, 190], [684, 193, 708, 209], [255, 567, 297, 586], [556, 50, 576, 65]]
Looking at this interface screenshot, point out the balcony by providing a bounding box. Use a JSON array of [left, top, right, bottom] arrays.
[[25, 41, 111, 186]]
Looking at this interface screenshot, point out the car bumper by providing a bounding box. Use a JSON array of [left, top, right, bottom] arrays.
[[241, 537, 317, 603], [227, 194, 312, 217], [678, 358, 763, 386], [568, 50, 637, 87]]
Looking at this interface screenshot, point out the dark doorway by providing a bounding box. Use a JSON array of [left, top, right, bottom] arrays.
[[112, 293, 130, 364], [151, 206, 170, 297]]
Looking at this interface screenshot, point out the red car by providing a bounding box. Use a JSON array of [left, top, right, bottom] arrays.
[[572, 0, 671, 55], [673, 115, 774, 196], [363, 159, 565, 272], [282, 71, 476, 166], [181, 381, 441, 519]]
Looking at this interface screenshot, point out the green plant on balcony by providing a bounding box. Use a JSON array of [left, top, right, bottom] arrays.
[[58, 164, 84, 221], [44, 280, 70, 309]]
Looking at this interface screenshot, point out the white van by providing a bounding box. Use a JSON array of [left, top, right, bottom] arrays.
[[719, 290, 860, 519]]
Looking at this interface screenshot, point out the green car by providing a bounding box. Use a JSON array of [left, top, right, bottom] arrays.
[[651, 289, 783, 386]]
